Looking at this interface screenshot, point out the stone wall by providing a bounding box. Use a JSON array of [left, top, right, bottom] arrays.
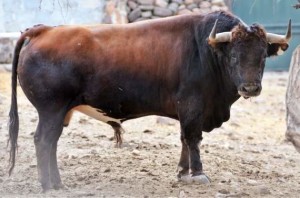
[[127, 0, 228, 22]]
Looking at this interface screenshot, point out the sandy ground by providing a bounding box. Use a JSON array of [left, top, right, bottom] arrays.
[[0, 70, 300, 198]]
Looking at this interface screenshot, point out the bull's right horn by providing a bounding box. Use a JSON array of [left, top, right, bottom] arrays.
[[266, 19, 291, 44], [208, 19, 232, 45]]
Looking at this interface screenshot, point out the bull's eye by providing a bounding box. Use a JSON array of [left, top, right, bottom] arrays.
[[261, 58, 266, 65], [231, 56, 237, 63], [260, 54, 266, 64]]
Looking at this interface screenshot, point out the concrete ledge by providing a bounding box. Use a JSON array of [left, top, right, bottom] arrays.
[[0, 32, 21, 39], [0, 32, 20, 64], [0, 64, 12, 72]]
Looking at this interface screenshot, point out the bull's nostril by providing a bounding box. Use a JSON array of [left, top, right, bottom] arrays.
[[239, 83, 261, 96]]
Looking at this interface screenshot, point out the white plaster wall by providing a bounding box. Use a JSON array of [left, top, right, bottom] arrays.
[[0, 0, 105, 32]]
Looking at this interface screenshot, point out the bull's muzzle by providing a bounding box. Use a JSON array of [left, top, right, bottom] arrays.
[[238, 83, 262, 98]]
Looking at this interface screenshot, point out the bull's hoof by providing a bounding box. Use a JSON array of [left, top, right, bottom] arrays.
[[39, 182, 53, 193], [191, 174, 211, 184], [40, 184, 68, 193], [178, 174, 193, 184], [40, 186, 51, 193], [178, 174, 211, 184], [53, 183, 68, 190]]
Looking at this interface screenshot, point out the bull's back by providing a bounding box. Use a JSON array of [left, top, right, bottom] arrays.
[[83, 25, 182, 117]]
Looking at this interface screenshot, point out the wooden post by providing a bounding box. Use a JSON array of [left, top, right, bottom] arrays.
[[104, 0, 128, 24], [286, 45, 300, 152]]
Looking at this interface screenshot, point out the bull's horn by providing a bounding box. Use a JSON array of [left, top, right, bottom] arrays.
[[208, 19, 232, 44], [266, 19, 291, 43]]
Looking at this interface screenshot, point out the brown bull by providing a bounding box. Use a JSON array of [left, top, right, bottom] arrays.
[[8, 11, 291, 191]]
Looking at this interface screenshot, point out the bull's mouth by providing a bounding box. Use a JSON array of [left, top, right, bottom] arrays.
[[238, 91, 261, 99]]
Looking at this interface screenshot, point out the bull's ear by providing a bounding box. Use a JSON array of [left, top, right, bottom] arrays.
[[267, 43, 289, 57]]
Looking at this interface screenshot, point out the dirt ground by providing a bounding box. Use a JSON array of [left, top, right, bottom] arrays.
[[0, 70, 300, 198]]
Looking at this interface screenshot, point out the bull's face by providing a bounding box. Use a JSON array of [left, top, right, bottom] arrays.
[[209, 20, 291, 98], [228, 25, 267, 98]]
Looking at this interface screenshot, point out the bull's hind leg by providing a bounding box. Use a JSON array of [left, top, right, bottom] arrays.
[[63, 110, 74, 127], [34, 110, 66, 192], [50, 140, 64, 190], [107, 121, 125, 148]]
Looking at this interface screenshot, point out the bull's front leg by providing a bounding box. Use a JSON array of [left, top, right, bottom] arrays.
[[177, 101, 210, 184], [177, 134, 190, 179]]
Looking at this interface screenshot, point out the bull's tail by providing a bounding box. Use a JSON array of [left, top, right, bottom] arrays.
[[8, 34, 27, 175], [8, 25, 50, 175]]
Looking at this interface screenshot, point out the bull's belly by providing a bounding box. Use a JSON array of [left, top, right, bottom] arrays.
[[64, 105, 122, 126]]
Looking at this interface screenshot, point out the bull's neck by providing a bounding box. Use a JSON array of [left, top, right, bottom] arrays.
[[212, 51, 240, 105]]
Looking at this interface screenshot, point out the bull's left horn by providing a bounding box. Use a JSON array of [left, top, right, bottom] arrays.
[[208, 19, 232, 45], [266, 19, 291, 43]]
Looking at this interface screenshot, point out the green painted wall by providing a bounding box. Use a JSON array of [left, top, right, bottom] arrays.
[[230, 0, 300, 71]]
